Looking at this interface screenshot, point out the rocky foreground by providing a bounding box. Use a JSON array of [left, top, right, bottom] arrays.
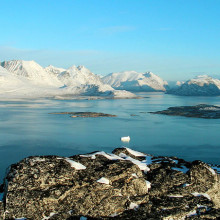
[[1, 148, 220, 219], [150, 104, 220, 119]]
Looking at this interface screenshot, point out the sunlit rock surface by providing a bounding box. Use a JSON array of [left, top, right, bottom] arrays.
[[1, 147, 220, 219]]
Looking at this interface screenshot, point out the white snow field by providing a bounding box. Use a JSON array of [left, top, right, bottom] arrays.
[[0, 60, 136, 99], [102, 71, 168, 92], [167, 75, 220, 96]]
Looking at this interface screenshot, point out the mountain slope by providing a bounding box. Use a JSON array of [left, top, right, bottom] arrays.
[[1, 60, 62, 87], [57, 65, 135, 97], [167, 75, 220, 96], [102, 71, 168, 92], [45, 65, 66, 75]]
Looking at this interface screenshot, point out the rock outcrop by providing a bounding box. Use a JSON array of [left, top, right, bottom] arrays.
[[1, 147, 220, 219], [150, 104, 220, 119]]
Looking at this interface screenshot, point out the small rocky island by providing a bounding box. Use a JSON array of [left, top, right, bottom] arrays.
[[50, 112, 117, 118], [1, 147, 220, 219], [150, 104, 220, 119]]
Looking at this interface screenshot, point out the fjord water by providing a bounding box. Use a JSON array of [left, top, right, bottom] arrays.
[[1, 92, 220, 182]]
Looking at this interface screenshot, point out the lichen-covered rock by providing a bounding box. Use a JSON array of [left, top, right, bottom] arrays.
[[1, 148, 220, 219]]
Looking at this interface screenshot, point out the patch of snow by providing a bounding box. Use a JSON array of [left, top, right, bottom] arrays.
[[31, 157, 46, 162], [186, 210, 197, 217], [146, 180, 151, 191], [109, 213, 119, 217], [211, 165, 220, 174], [42, 212, 56, 220], [129, 202, 139, 210], [192, 192, 211, 200], [65, 158, 86, 170], [121, 136, 130, 142], [125, 147, 146, 156], [80, 151, 122, 160], [119, 153, 150, 173], [205, 166, 216, 175], [182, 183, 191, 187], [168, 195, 184, 198], [97, 177, 110, 185], [132, 173, 138, 178]]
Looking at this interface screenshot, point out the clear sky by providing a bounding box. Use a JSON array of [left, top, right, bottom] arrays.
[[0, 0, 220, 80]]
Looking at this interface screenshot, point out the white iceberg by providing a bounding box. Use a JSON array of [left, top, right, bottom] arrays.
[[121, 136, 130, 142]]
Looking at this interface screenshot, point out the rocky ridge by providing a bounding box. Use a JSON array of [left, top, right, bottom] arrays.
[[0, 147, 220, 219]]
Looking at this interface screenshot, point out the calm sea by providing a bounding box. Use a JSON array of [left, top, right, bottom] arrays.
[[1, 92, 220, 182]]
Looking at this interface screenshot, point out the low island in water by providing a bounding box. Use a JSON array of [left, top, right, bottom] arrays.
[[150, 104, 220, 119]]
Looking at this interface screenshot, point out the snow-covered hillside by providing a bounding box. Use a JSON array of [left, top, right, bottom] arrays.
[[0, 60, 136, 99], [167, 75, 220, 96], [102, 71, 168, 92], [57, 65, 135, 97], [45, 65, 66, 75], [1, 60, 62, 87]]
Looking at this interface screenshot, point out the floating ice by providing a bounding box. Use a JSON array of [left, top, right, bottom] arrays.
[[121, 136, 130, 142], [65, 159, 86, 170], [97, 177, 110, 185]]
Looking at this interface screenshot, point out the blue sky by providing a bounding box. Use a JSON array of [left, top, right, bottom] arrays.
[[0, 0, 220, 80]]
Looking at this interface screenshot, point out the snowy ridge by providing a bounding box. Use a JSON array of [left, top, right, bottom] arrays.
[[167, 75, 220, 96], [1, 60, 62, 87], [102, 71, 168, 92], [45, 65, 66, 75]]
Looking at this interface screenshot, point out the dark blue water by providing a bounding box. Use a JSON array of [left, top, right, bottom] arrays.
[[1, 92, 220, 182]]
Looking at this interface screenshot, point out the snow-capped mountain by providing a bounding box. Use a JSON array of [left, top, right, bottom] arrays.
[[167, 75, 220, 96], [57, 65, 135, 97], [0, 60, 136, 99], [1, 60, 62, 87], [102, 71, 168, 92]]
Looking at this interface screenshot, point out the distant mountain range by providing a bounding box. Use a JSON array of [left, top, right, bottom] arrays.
[[102, 71, 168, 92], [0, 60, 220, 98], [0, 60, 135, 99]]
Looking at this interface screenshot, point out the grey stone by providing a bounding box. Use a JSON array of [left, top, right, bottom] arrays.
[[0, 148, 220, 219]]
